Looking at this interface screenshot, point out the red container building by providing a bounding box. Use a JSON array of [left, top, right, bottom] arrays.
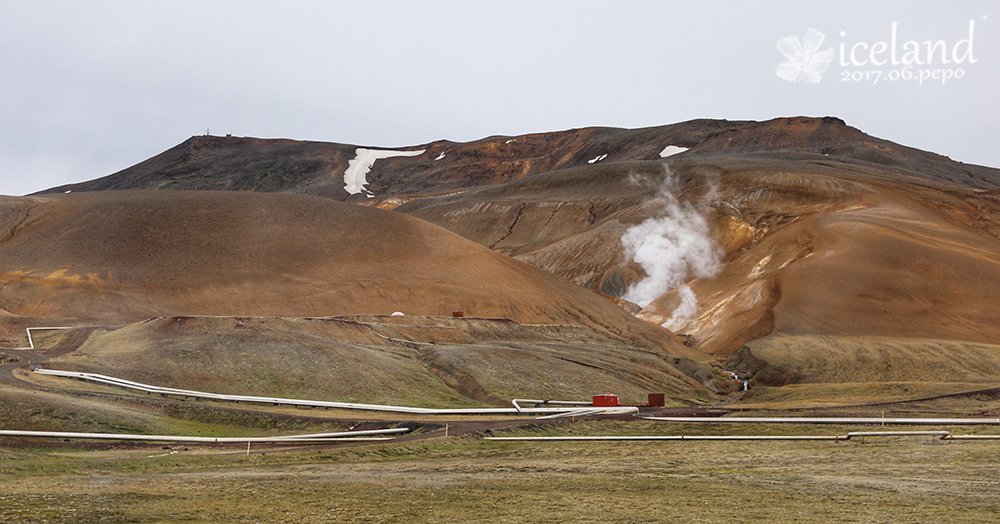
[[648, 393, 666, 407], [592, 394, 621, 407]]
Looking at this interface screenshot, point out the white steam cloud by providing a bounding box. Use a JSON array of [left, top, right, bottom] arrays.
[[621, 172, 721, 310], [662, 285, 699, 331]]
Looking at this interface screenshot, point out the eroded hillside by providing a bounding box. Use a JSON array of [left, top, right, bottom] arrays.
[[10, 116, 1000, 405]]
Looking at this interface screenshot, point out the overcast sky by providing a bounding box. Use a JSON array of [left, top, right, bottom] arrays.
[[1, 0, 997, 196]]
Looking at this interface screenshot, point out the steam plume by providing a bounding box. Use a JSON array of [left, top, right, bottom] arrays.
[[621, 171, 721, 310], [661, 285, 698, 331]]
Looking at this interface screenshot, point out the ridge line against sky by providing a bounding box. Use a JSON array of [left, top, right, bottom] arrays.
[[1, 0, 997, 196]]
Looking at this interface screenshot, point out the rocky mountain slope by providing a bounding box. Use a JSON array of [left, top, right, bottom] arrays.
[[10, 116, 1000, 404], [39, 117, 998, 199]]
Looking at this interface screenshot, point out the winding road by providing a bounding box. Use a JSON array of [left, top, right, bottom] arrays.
[[0, 327, 101, 388]]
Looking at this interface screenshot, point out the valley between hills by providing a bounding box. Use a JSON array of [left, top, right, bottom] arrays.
[[2, 117, 1000, 522]]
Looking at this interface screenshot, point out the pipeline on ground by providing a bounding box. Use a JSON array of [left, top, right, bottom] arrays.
[[29, 368, 638, 418], [640, 416, 1000, 425], [485, 431, 1000, 442], [0, 427, 409, 443]]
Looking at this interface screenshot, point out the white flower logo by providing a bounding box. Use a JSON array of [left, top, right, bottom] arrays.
[[776, 28, 834, 83]]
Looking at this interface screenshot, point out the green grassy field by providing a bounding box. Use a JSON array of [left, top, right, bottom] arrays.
[[4, 340, 1000, 523], [3, 418, 1000, 523]]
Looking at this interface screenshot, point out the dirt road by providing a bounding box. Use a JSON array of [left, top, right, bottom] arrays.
[[0, 327, 100, 387]]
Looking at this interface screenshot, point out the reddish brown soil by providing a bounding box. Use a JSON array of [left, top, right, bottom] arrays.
[[0, 190, 681, 352]]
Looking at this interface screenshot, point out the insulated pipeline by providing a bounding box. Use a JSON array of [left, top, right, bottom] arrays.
[[0, 427, 410, 443], [30, 369, 638, 418], [485, 431, 1000, 441], [641, 416, 1000, 425]]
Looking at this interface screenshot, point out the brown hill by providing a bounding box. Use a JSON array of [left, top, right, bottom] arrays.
[[0, 190, 705, 360], [394, 153, 1000, 318], [48, 315, 713, 406], [42, 137, 362, 199], [638, 157, 1000, 356]]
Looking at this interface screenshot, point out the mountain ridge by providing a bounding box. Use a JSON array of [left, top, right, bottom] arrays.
[[36, 117, 999, 201]]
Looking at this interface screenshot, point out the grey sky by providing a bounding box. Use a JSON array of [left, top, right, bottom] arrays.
[[1, 0, 997, 196]]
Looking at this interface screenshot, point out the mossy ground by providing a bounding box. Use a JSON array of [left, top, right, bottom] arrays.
[[3, 418, 999, 523]]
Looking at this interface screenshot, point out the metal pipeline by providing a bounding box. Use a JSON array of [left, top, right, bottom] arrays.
[[14, 326, 74, 350], [488, 435, 842, 441], [31, 369, 637, 418], [640, 416, 1000, 425], [484, 430, 1000, 441], [0, 427, 409, 443], [511, 399, 594, 412], [535, 409, 630, 420]]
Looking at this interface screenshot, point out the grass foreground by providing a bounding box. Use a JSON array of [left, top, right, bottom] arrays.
[[2, 418, 1000, 523]]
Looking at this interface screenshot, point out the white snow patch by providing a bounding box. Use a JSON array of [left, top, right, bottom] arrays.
[[659, 145, 689, 158], [344, 148, 426, 196], [505, 139, 516, 144], [435, 152, 446, 161], [587, 154, 608, 164]]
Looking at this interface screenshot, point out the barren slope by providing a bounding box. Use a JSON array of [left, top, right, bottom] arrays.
[[0, 190, 707, 358], [635, 158, 1000, 351], [44, 315, 713, 406], [378, 126, 1000, 398], [41, 137, 363, 200]]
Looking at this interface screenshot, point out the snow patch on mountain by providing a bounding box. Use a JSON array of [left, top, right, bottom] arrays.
[[344, 148, 426, 196], [659, 145, 689, 158]]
